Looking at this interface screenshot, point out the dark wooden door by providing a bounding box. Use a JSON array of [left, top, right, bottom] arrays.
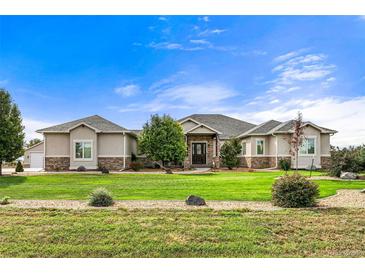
[[192, 143, 206, 165]]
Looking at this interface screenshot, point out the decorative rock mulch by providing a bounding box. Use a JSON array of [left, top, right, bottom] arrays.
[[2, 199, 279, 211], [318, 190, 365, 208]]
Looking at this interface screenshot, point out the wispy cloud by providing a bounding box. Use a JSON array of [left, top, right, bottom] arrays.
[[234, 96, 365, 147], [148, 41, 203, 51], [23, 118, 57, 141], [266, 51, 336, 94], [199, 16, 209, 22], [0, 79, 9, 86], [114, 84, 141, 97], [158, 16, 168, 21], [198, 28, 227, 36]]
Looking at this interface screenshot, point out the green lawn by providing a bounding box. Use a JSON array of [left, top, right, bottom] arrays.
[[1, 171, 365, 200], [0, 207, 364, 257]]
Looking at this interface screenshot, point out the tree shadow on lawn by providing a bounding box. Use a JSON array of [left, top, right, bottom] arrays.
[[179, 173, 218, 177], [0, 176, 27, 188]]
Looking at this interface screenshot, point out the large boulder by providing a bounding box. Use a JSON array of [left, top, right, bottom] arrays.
[[185, 195, 206, 206], [340, 172, 358, 180]]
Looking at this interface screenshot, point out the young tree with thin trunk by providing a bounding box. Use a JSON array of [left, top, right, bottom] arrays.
[[138, 114, 187, 174], [289, 112, 304, 171], [0, 89, 25, 176]]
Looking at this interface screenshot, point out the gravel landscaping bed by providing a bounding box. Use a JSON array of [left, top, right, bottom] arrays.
[[2, 199, 279, 211], [318, 189, 365, 208]]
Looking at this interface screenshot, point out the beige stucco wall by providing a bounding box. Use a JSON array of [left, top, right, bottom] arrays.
[[276, 134, 291, 155], [70, 125, 97, 169], [240, 137, 251, 155], [125, 134, 138, 155], [24, 142, 44, 165], [320, 134, 331, 155], [98, 133, 124, 156], [296, 125, 322, 168], [268, 136, 276, 155], [45, 133, 70, 156], [181, 120, 199, 132]]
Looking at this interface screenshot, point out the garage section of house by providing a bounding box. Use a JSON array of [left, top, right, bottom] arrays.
[[23, 141, 44, 168]]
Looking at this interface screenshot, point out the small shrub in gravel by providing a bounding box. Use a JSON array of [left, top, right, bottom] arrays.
[[88, 188, 114, 207], [272, 173, 319, 208], [77, 166, 86, 172], [0, 196, 10, 205], [100, 167, 109, 174], [15, 161, 24, 172]]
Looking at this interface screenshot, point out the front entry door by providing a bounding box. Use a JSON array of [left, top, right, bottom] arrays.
[[192, 143, 206, 165]]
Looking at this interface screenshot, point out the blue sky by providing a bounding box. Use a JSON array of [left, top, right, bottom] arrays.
[[0, 16, 364, 145]]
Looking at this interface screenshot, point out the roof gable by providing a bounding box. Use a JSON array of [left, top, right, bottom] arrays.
[[37, 115, 128, 133], [179, 114, 256, 139]]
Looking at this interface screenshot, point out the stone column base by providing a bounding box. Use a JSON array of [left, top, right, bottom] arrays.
[[45, 157, 70, 171]]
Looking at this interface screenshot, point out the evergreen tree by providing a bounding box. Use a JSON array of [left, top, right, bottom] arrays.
[[0, 89, 25, 175]]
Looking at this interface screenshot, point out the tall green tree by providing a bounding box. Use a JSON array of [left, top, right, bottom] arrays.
[[138, 114, 186, 173], [0, 89, 25, 175], [220, 138, 242, 170]]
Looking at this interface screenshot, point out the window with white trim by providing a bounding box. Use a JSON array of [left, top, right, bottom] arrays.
[[75, 141, 92, 159], [256, 139, 264, 155], [242, 142, 247, 155], [299, 137, 316, 155]]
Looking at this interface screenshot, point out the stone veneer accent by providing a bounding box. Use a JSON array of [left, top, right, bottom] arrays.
[[185, 135, 215, 168], [98, 157, 131, 170], [245, 157, 277, 169], [45, 157, 70, 171], [320, 156, 331, 170]]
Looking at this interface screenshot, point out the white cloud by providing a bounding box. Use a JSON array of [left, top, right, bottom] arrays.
[[199, 16, 209, 22], [158, 16, 167, 21], [114, 84, 140, 97], [148, 42, 203, 51], [23, 118, 56, 141], [234, 96, 365, 147], [189, 39, 211, 45], [273, 48, 309, 63], [198, 28, 227, 36]]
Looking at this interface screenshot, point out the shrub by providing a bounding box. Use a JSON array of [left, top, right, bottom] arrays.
[[131, 153, 137, 162], [77, 166, 86, 172], [129, 162, 144, 171], [0, 196, 10, 205], [272, 173, 319, 208], [278, 159, 290, 172], [88, 188, 114, 207], [328, 145, 365, 177], [220, 138, 242, 170], [15, 161, 24, 172], [100, 167, 109, 174]]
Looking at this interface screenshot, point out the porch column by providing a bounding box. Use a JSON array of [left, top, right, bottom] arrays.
[[214, 134, 220, 168], [183, 135, 190, 169]]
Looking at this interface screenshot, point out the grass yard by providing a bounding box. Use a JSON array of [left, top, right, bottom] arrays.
[[0, 207, 364, 257], [1, 171, 365, 200]]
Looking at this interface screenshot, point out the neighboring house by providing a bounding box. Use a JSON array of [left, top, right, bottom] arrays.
[[36, 115, 137, 171], [23, 141, 44, 168], [34, 114, 336, 171]]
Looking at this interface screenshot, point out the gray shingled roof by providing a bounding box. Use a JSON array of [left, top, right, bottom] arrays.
[[37, 115, 128, 133], [179, 114, 256, 139], [273, 120, 337, 134], [243, 120, 282, 135]]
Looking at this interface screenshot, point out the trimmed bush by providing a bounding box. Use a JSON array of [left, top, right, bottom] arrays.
[[100, 167, 109, 174], [278, 159, 290, 172], [129, 162, 144, 171], [0, 196, 10, 205], [272, 173, 319, 208], [77, 166, 86, 172], [88, 188, 114, 207], [15, 161, 24, 172]]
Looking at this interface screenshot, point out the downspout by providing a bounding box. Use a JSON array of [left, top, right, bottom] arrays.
[[272, 133, 278, 168], [43, 133, 46, 170], [123, 132, 126, 169]]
